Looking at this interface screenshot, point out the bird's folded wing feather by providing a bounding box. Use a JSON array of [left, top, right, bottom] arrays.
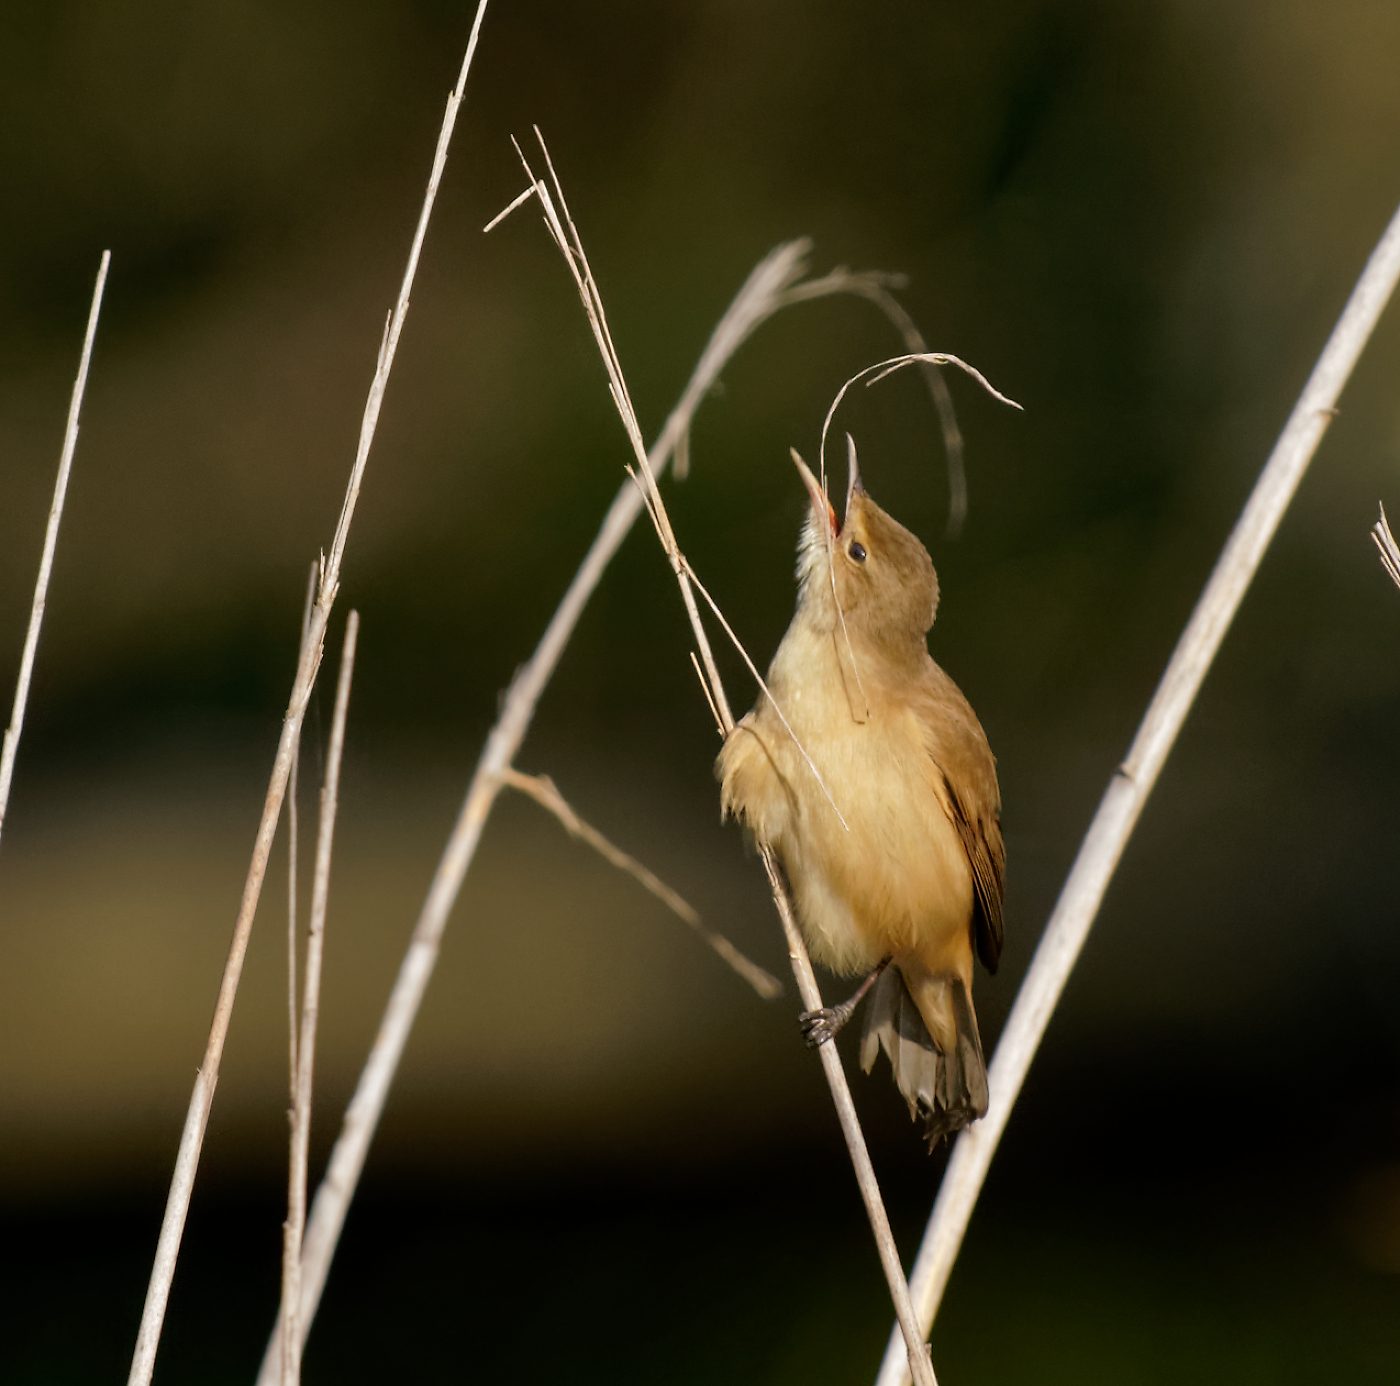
[[918, 671, 1005, 973]]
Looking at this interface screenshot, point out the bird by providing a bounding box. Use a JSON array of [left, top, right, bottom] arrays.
[[717, 441, 1004, 1145]]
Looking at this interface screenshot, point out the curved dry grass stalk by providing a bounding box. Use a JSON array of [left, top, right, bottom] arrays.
[[873, 198, 1400, 1386], [517, 130, 939, 1386], [500, 767, 781, 999], [125, 9, 492, 1383], [779, 275, 969, 536], [817, 351, 1022, 499], [0, 250, 109, 848]]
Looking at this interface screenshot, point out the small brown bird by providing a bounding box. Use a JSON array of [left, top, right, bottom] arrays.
[[718, 443, 1004, 1145]]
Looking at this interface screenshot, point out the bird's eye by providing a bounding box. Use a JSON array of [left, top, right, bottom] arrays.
[[848, 540, 867, 563]]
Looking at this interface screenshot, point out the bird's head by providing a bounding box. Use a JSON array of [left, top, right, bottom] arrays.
[[791, 441, 940, 646]]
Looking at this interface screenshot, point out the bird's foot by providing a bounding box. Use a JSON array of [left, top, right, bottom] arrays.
[[799, 1000, 856, 1048]]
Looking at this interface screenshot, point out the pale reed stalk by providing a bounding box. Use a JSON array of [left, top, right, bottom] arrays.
[[874, 198, 1400, 1386]]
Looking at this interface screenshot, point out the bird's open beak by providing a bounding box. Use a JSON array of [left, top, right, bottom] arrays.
[[844, 434, 865, 526], [790, 448, 838, 536]]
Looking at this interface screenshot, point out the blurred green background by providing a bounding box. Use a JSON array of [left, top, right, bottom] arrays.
[[2, 3, 1399, 1382]]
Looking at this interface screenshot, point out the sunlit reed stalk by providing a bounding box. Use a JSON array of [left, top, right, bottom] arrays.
[[498, 767, 781, 998], [874, 197, 1400, 1386]]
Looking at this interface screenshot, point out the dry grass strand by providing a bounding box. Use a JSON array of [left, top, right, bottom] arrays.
[[500, 768, 781, 999], [0, 250, 109, 846]]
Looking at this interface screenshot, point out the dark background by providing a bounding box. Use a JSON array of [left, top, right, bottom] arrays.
[[2, 3, 1399, 1382]]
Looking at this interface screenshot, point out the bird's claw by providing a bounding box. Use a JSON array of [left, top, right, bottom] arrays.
[[799, 1005, 847, 1048]]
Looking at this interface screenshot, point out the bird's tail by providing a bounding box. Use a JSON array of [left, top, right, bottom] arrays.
[[859, 965, 988, 1147]]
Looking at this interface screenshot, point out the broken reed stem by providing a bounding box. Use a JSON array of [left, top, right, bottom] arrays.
[[125, 11, 490, 1384], [281, 612, 358, 1386], [519, 130, 938, 1386], [873, 198, 1400, 1386], [499, 768, 781, 999], [254, 234, 946, 1381], [0, 250, 109, 848]]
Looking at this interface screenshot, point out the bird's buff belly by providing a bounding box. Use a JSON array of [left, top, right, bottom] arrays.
[[772, 745, 975, 979]]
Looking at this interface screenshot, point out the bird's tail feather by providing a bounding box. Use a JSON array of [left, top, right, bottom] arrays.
[[859, 966, 988, 1146]]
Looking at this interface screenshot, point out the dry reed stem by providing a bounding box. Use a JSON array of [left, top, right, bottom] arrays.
[[874, 198, 1400, 1386], [500, 768, 781, 999], [281, 612, 359, 1386], [1373, 504, 1400, 589], [125, 10, 490, 1382], [0, 250, 109, 848], [520, 131, 939, 1386], [255, 229, 950, 1380]]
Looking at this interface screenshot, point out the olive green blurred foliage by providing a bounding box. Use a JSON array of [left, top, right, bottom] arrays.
[[3, 2, 1399, 1380]]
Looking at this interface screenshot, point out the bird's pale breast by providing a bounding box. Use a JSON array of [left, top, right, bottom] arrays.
[[719, 624, 975, 979]]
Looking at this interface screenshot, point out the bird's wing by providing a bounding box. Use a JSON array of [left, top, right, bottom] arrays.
[[919, 667, 1006, 974], [942, 765, 1005, 973]]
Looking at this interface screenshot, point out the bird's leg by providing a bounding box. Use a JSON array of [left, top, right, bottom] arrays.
[[799, 957, 891, 1048]]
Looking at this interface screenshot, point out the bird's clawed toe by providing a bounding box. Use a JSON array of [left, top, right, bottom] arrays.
[[798, 1003, 851, 1047]]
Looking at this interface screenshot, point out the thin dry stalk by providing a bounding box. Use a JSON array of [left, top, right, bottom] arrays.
[[499, 767, 780, 999], [873, 199, 1400, 1386], [287, 565, 318, 1101], [669, 541, 849, 829], [279, 572, 313, 1382], [0, 250, 109, 847], [281, 612, 359, 1386], [1373, 504, 1400, 589], [519, 132, 938, 1386], [690, 650, 726, 737], [125, 10, 490, 1383], [255, 235, 949, 1379]]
